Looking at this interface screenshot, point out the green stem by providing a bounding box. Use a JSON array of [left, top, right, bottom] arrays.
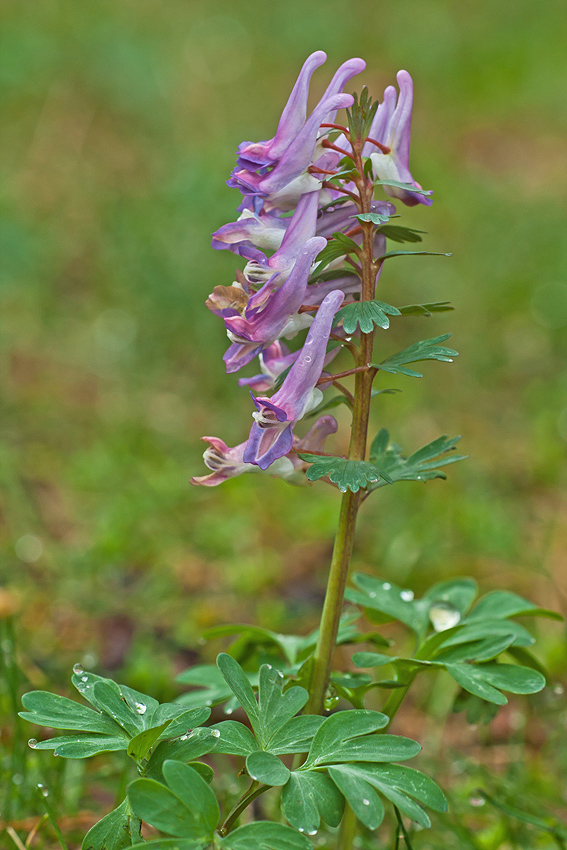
[[218, 781, 267, 836], [306, 143, 376, 718]]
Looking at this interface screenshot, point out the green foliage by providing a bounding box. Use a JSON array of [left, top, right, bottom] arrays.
[[355, 210, 392, 225], [398, 301, 454, 316], [221, 822, 313, 850], [373, 179, 433, 198], [374, 333, 458, 377], [281, 710, 446, 832], [348, 575, 552, 708], [82, 799, 142, 850], [21, 669, 212, 762], [367, 429, 467, 488], [297, 454, 393, 492], [346, 86, 379, 142], [376, 225, 425, 243], [312, 231, 359, 275], [128, 760, 219, 847], [334, 299, 401, 333]]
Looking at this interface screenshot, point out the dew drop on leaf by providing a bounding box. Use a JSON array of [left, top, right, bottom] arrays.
[[429, 602, 461, 632], [400, 589, 414, 602], [73, 663, 84, 675], [28, 739, 37, 749]]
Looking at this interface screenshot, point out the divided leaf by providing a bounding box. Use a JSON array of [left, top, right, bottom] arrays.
[[399, 301, 454, 317], [128, 761, 219, 844], [334, 300, 401, 333], [221, 821, 312, 850], [82, 798, 142, 850], [367, 430, 466, 489], [281, 771, 344, 834], [20, 692, 124, 737], [374, 334, 458, 378], [297, 455, 392, 493]]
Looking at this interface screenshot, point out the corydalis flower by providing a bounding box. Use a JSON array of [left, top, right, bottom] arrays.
[[243, 289, 344, 469], [365, 70, 432, 207], [191, 416, 338, 487], [222, 236, 326, 373]]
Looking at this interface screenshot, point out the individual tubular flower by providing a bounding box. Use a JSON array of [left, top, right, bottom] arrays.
[[237, 341, 300, 394], [229, 53, 366, 210], [364, 70, 432, 207], [190, 415, 338, 487], [211, 209, 287, 256], [243, 289, 344, 469], [240, 190, 320, 283], [222, 236, 327, 373]]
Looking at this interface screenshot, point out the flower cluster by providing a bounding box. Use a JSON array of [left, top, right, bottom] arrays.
[[193, 52, 430, 486]]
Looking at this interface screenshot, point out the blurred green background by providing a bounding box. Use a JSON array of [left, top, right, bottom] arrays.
[[1, 0, 567, 842]]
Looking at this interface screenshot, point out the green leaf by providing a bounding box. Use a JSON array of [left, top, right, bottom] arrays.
[[216, 654, 259, 726], [269, 715, 325, 755], [128, 761, 218, 842], [130, 841, 205, 850], [346, 574, 429, 635], [93, 681, 144, 737], [435, 619, 535, 651], [333, 300, 401, 333], [246, 751, 290, 786], [466, 590, 562, 621], [376, 225, 425, 244], [82, 799, 141, 850], [33, 734, 128, 758], [378, 250, 451, 261], [127, 720, 173, 763], [189, 761, 214, 783], [373, 179, 433, 197], [366, 431, 466, 490], [221, 821, 313, 850], [20, 691, 124, 736], [281, 771, 344, 833], [210, 720, 259, 756], [257, 664, 308, 745], [435, 634, 517, 663], [144, 728, 220, 781], [374, 334, 458, 378], [326, 765, 385, 830], [352, 652, 394, 668], [303, 709, 390, 768], [312, 233, 358, 275], [398, 301, 454, 317], [297, 455, 391, 492], [355, 211, 392, 225], [150, 707, 211, 740], [328, 763, 446, 829], [446, 662, 546, 705]]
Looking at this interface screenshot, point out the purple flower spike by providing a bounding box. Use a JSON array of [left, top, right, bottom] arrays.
[[223, 236, 327, 373], [243, 289, 344, 469], [365, 70, 432, 207]]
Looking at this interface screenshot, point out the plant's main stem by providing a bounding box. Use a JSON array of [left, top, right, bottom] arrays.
[[306, 142, 376, 717]]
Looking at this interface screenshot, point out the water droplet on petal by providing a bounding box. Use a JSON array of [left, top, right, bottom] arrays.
[[400, 589, 414, 602], [28, 738, 37, 749], [304, 355, 312, 363], [469, 795, 485, 807], [134, 702, 147, 715], [429, 602, 461, 632], [73, 663, 84, 675]]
